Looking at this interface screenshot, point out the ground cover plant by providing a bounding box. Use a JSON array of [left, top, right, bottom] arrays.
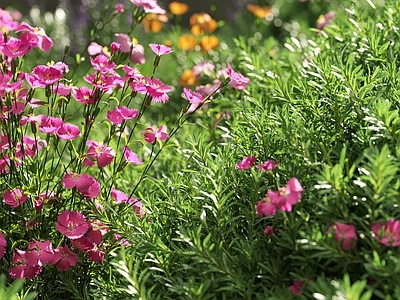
[[1, 0, 400, 299]]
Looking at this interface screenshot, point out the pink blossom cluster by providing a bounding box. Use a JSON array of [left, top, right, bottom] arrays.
[[256, 177, 303, 216], [111, 188, 144, 217], [317, 11, 335, 30], [327, 222, 358, 251], [0, 135, 47, 174], [327, 219, 400, 252], [182, 61, 250, 107], [235, 155, 279, 171], [0, 2, 251, 285], [371, 219, 400, 246], [62, 172, 101, 199], [57, 212, 108, 263], [88, 33, 148, 65], [6, 211, 110, 279], [86, 43, 173, 104], [130, 0, 165, 14], [0, 21, 53, 58], [8, 240, 77, 279]]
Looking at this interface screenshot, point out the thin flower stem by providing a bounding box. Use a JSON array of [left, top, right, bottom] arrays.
[[124, 79, 230, 205]]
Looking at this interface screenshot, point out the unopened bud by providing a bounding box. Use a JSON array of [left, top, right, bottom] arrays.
[[64, 45, 70, 56], [144, 94, 152, 107]]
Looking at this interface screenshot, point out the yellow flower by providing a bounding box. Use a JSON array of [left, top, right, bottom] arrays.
[[246, 4, 272, 19], [179, 69, 198, 87], [178, 34, 197, 51], [189, 13, 217, 36], [169, 2, 189, 15], [199, 35, 219, 53], [142, 13, 169, 33]]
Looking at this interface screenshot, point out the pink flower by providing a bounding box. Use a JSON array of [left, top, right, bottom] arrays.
[[255, 196, 278, 217], [131, 77, 171, 103], [183, 88, 203, 114], [114, 233, 132, 246], [62, 173, 101, 199], [87, 246, 105, 263], [56, 210, 89, 239], [34, 191, 56, 212], [195, 80, 221, 98], [115, 33, 133, 53], [328, 222, 358, 251], [110, 42, 121, 52], [149, 43, 172, 56], [235, 156, 256, 170], [84, 72, 119, 91], [132, 200, 143, 218], [226, 63, 250, 90], [25, 240, 54, 266], [3, 188, 27, 208], [15, 136, 46, 158], [0, 9, 19, 31], [263, 225, 277, 235], [72, 87, 97, 105], [123, 65, 142, 81], [83, 140, 116, 168], [114, 3, 125, 13], [317, 11, 335, 30], [256, 160, 279, 171], [52, 82, 74, 96], [111, 188, 143, 217], [9, 249, 42, 279], [26, 65, 63, 87], [80, 179, 100, 199], [140, 125, 169, 144], [71, 236, 94, 251], [267, 177, 303, 212], [20, 114, 45, 126], [131, 43, 146, 64], [38, 116, 63, 134], [111, 188, 140, 205], [371, 219, 400, 247], [115, 33, 146, 64], [123, 146, 143, 164], [90, 54, 116, 74], [130, 0, 166, 14], [107, 106, 139, 125], [87, 42, 110, 57], [16, 22, 53, 51], [0, 232, 6, 259], [288, 280, 305, 295], [111, 188, 130, 204], [193, 61, 215, 77], [56, 123, 80, 140], [63, 172, 92, 190], [51, 245, 78, 271], [0, 36, 32, 58]]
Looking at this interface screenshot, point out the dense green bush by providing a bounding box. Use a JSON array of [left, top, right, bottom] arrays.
[[109, 0, 400, 299]]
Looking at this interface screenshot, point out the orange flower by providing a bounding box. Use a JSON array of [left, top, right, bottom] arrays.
[[142, 13, 169, 33], [189, 13, 217, 36], [199, 36, 219, 53], [169, 2, 189, 15], [179, 69, 198, 87], [164, 40, 173, 47], [178, 34, 197, 51], [246, 4, 272, 18]]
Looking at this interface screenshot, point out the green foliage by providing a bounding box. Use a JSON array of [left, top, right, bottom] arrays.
[[108, 0, 400, 298], [0, 274, 36, 300]]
